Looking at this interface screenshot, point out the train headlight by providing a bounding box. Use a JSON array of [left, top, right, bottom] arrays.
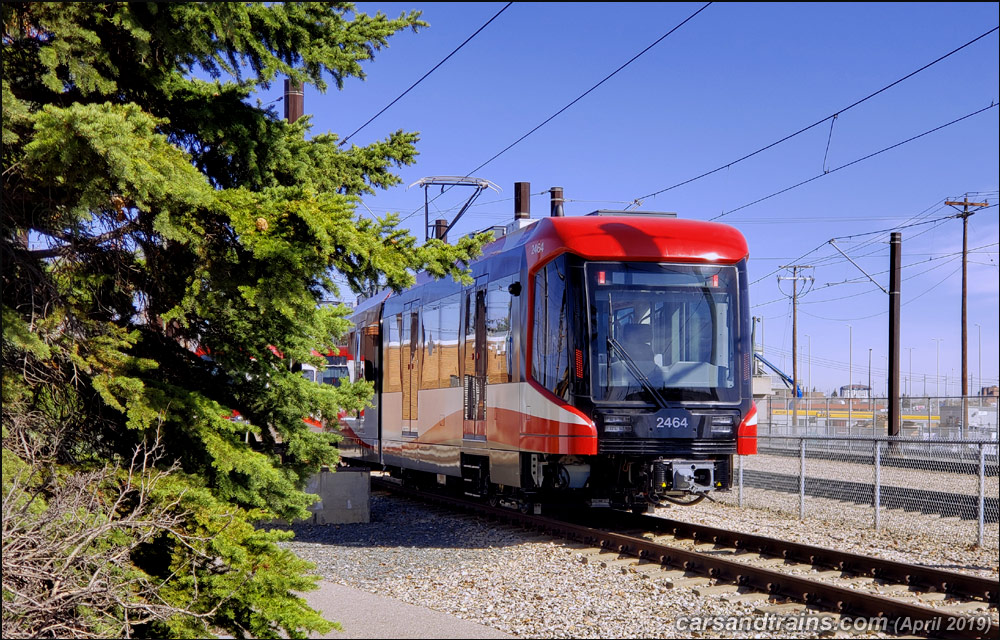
[[603, 414, 632, 433], [710, 415, 735, 433]]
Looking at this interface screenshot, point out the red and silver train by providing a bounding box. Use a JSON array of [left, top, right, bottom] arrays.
[[338, 205, 757, 511]]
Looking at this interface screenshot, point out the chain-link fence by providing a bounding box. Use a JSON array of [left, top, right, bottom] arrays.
[[718, 434, 999, 548], [756, 395, 1000, 441]]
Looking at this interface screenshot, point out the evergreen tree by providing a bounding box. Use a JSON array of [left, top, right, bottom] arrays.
[[1, 3, 488, 637]]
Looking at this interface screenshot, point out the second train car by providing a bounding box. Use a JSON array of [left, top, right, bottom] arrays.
[[339, 207, 757, 511]]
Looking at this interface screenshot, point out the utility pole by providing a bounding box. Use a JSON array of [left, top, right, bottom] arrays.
[[945, 198, 988, 404], [946, 197, 988, 439], [778, 265, 814, 430]]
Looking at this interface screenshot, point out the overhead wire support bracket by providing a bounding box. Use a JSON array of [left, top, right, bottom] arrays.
[[827, 239, 888, 294], [409, 176, 501, 242]]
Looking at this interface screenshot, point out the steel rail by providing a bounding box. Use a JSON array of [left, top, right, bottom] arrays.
[[372, 477, 997, 639], [611, 511, 998, 604]]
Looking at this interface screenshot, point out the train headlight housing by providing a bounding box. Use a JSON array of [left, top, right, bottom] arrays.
[[710, 415, 735, 433], [602, 414, 632, 433]]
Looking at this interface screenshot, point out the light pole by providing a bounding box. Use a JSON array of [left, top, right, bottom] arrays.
[[806, 334, 811, 396], [932, 338, 943, 398], [882, 354, 888, 397], [906, 347, 915, 398], [868, 348, 874, 433], [868, 348, 873, 401], [848, 325, 853, 435], [975, 323, 981, 398]]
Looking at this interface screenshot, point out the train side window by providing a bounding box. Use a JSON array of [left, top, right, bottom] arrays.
[[359, 322, 379, 385], [421, 301, 441, 390], [532, 257, 571, 400], [383, 314, 402, 393], [439, 293, 461, 387], [486, 275, 514, 384]]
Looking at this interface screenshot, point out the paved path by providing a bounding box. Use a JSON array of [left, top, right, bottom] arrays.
[[302, 581, 514, 639]]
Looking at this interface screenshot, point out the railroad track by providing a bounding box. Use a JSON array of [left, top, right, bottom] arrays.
[[743, 470, 999, 522], [371, 476, 998, 639]]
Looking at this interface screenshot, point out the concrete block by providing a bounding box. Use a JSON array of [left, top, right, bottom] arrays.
[[304, 468, 370, 524]]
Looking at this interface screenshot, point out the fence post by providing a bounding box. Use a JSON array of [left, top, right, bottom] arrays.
[[738, 454, 744, 508], [978, 443, 985, 548], [927, 399, 932, 440], [825, 398, 830, 437], [799, 438, 806, 521], [874, 439, 882, 531]]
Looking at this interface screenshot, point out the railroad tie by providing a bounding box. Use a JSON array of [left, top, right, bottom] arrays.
[[721, 590, 771, 604], [942, 601, 991, 613], [755, 602, 808, 615], [658, 569, 712, 588]]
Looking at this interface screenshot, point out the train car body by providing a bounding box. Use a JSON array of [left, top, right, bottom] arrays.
[[340, 211, 757, 510], [298, 347, 354, 387]]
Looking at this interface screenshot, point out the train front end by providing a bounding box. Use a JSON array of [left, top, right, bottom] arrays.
[[526, 215, 755, 510], [585, 259, 754, 506]]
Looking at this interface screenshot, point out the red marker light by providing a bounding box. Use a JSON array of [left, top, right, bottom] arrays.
[[711, 274, 719, 287], [598, 271, 606, 285]]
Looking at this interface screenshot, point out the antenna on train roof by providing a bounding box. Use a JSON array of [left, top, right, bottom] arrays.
[[585, 209, 677, 217], [408, 176, 500, 242]]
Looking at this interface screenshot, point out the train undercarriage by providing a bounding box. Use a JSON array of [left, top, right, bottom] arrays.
[[382, 451, 734, 515]]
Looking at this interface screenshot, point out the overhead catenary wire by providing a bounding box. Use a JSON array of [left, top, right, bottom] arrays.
[[710, 102, 999, 221], [339, 3, 513, 147], [749, 198, 970, 287], [398, 2, 713, 226], [628, 26, 999, 206]]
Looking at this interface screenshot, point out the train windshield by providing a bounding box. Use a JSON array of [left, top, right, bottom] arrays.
[[588, 262, 739, 403]]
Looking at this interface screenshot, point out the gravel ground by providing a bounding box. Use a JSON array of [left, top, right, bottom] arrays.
[[713, 480, 1000, 555], [276, 486, 999, 639]]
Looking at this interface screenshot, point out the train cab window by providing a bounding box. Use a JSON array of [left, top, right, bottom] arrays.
[[320, 364, 350, 387], [589, 263, 739, 403], [532, 256, 571, 401]]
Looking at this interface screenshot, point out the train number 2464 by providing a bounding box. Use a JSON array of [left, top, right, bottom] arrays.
[[656, 416, 689, 429]]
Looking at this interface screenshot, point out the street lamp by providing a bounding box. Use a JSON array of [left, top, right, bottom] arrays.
[[868, 348, 872, 401], [805, 334, 811, 396], [975, 323, 981, 397], [848, 325, 853, 434], [906, 347, 915, 397], [932, 338, 943, 398]]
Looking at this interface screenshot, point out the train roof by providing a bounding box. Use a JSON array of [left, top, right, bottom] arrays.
[[492, 214, 749, 270], [354, 214, 749, 312]]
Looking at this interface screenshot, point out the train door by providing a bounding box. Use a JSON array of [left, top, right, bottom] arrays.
[[463, 279, 487, 440], [401, 301, 421, 438]]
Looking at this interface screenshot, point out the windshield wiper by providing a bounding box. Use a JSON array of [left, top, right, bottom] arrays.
[[607, 336, 668, 409]]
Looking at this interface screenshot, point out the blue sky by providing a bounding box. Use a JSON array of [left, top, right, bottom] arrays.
[[253, 2, 999, 396]]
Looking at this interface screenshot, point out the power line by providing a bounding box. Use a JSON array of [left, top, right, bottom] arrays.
[[399, 2, 713, 225], [464, 2, 712, 178], [798, 263, 962, 322], [339, 3, 513, 147], [629, 26, 999, 205], [711, 102, 999, 220]]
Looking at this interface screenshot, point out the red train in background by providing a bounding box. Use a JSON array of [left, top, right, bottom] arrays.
[[337, 203, 757, 512]]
